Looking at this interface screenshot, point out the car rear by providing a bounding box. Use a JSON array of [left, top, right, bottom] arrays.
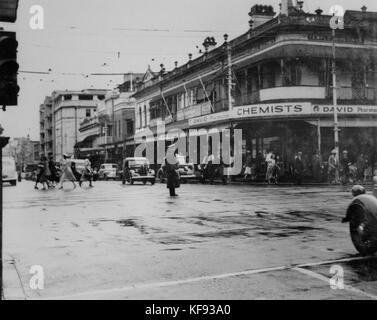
[[2, 156, 17, 186]]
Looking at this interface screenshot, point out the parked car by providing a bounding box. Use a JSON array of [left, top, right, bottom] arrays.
[[98, 163, 119, 180], [122, 157, 155, 185], [157, 155, 198, 183], [24, 163, 39, 181], [2, 156, 17, 186]]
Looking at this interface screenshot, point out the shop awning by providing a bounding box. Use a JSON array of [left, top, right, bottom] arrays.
[[75, 134, 99, 148], [306, 119, 377, 127]]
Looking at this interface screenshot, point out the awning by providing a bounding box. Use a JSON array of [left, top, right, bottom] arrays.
[[75, 134, 99, 148], [306, 119, 377, 127]]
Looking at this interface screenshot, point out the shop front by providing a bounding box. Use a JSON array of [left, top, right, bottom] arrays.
[[186, 102, 377, 181]]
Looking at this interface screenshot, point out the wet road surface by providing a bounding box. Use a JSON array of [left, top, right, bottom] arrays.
[[2, 180, 377, 299]]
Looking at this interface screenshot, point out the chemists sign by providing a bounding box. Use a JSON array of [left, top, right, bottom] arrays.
[[233, 103, 312, 118]]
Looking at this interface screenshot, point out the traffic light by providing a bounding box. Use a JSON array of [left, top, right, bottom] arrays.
[[0, 30, 19, 111]]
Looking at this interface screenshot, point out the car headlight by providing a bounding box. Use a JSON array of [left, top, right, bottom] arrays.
[[149, 169, 155, 175]]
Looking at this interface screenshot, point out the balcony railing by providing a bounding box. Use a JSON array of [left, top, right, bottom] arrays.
[[328, 86, 377, 101], [233, 85, 377, 105]]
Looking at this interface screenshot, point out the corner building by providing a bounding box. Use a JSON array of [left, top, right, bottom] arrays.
[[133, 3, 377, 179]]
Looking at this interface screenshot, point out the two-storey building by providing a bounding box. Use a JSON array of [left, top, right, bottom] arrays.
[[133, 2, 377, 179]]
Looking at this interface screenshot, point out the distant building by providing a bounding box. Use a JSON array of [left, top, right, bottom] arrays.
[[3, 136, 40, 170], [95, 74, 142, 165], [51, 89, 108, 161], [39, 96, 53, 158]]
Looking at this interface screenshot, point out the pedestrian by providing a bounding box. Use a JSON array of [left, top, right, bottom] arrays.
[[80, 159, 94, 187], [311, 151, 322, 182], [48, 156, 59, 187], [243, 150, 253, 182], [356, 153, 366, 183], [294, 151, 304, 185], [255, 152, 264, 180], [209, 151, 226, 185], [165, 146, 180, 197], [273, 155, 282, 184], [328, 149, 338, 184], [34, 155, 49, 190], [201, 151, 215, 183], [340, 150, 352, 185], [224, 150, 235, 182], [265, 151, 275, 183], [58, 154, 77, 189], [71, 162, 81, 181]]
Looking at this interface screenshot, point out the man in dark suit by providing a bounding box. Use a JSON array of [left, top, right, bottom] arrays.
[[294, 151, 304, 185]]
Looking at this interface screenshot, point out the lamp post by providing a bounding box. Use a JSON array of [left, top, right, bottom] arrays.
[[332, 28, 340, 183], [224, 34, 232, 111]]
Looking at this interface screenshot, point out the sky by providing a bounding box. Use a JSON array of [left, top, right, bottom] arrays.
[[0, 0, 376, 140]]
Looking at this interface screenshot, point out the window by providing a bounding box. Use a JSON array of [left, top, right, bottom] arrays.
[[98, 95, 105, 100], [126, 119, 134, 135], [63, 95, 72, 101], [144, 105, 147, 126], [85, 109, 91, 117], [79, 95, 93, 100], [139, 107, 142, 128]]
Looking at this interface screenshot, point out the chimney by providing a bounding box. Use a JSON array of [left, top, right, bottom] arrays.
[[248, 4, 276, 29], [280, 0, 295, 16]]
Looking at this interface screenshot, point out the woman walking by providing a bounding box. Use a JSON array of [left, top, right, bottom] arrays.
[[58, 154, 76, 189]]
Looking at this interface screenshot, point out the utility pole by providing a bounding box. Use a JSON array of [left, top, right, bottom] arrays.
[[332, 28, 340, 182], [224, 34, 233, 111]]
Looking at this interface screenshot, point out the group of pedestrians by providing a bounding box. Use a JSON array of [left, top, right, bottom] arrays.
[[328, 149, 368, 185], [243, 150, 283, 184], [34, 154, 94, 190]]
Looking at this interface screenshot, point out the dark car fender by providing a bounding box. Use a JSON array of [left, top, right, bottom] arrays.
[[343, 194, 377, 224]]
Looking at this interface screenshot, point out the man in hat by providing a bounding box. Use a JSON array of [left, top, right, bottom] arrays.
[[164, 143, 180, 196], [328, 149, 338, 184], [293, 151, 304, 185], [340, 150, 352, 185]]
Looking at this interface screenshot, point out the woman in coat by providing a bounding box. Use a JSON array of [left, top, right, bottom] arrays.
[[58, 154, 77, 189], [165, 146, 180, 197]]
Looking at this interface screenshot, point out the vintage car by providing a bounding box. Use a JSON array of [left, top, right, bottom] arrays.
[[98, 163, 120, 180], [122, 157, 155, 185], [157, 155, 198, 183], [2, 156, 17, 186], [343, 184, 377, 255]]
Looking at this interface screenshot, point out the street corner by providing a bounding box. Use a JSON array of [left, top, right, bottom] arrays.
[[2, 256, 26, 300]]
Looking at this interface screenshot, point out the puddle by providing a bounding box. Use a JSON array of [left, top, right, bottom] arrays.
[[116, 218, 147, 235]]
